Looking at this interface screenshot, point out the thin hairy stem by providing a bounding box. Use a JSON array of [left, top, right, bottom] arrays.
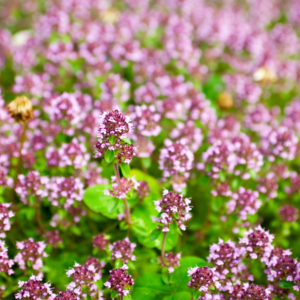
[[14, 121, 27, 189], [113, 163, 132, 225], [161, 232, 167, 264]]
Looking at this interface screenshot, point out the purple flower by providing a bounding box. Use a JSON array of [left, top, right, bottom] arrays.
[[226, 187, 261, 221], [43, 230, 62, 248], [0, 203, 14, 238], [94, 108, 136, 164], [188, 266, 221, 292], [46, 177, 84, 209], [54, 291, 80, 300], [46, 138, 90, 169], [207, 239, 244, 280], [92, 234, 109, 252], [136, 180, 150, 200], [104, 264, 134, 297], [106, 176, 139, 199], [239, 225, 274, 261], [15, 275, 55, 300], [170, 120, 203, 152], [154, 190, 192, 232], [159, 139, 194, 192], [130, 104, 161, 137], [160, 252, 181, 273], [0, 240, 14, 275], [14, 238, 47, 271], [261, 126, 298, 161], [279, 205, 298, 222], [240, 284, 271, 300], [15, 171, 49, 204], [66, 260, 102, 298], [109, 237, 136, 263]]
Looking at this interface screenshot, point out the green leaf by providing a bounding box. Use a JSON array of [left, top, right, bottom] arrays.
[[132, 257, 207, 300], [171, 257, 207, 293], [121, 137, 132, 145], [124, 294, 133, 300], [132, 273, 172, 300], [120, 162, 131, 178], [231, 178, 239, 190], [130, 169, 161, 206], [173, 212, 179, 219], [83, 184, 119, 219], [150, 229, 162, 241], [109, 135, 117, 145], [249, 169, 256, 179], [163, 292, 192, 300], [104, 149, 115, 163], [170, 220, 178, 235], [107, 199, 119, 213], [138, 231, 178, 251], [219, 172, 226, 182], [111, 290, 119, 299], [142, 157, 151, 168], [278, 280, 294, 289], [115, 259, 123, 269], [132, 205, 157, 237]]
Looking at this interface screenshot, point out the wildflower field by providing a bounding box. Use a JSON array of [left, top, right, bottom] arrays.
[[1, 0, 300, 299]]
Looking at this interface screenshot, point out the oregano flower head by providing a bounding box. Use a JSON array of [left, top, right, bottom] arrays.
[[104, 264, 134, 297], [187, 266, 221, 293], [15, 275, 54, 300], [94, 108, 136, 164], [153, 189, 192, 232]]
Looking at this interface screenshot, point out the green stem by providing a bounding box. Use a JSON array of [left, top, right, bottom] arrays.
[[35, 202, 45, 234], [113, 163, 132, 225], [161, 232, 167, 264], [14, 121, 27, 189]]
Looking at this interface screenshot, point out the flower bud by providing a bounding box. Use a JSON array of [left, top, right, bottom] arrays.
[[253, 67, 277, 84], [217, 92, 233, 109], [7, 96, 33, 122]]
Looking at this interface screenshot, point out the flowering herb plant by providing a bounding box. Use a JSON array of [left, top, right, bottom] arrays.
[[0, 0, 300, 299]]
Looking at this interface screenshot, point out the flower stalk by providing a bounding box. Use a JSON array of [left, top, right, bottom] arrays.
[[161, 232, 167, 264], [113, 163, 132, 225]]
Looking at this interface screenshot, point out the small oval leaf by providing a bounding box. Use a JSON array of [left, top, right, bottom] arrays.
[[120, 162, 131, 178], [104, 149, 115, 163], [278, 280, 294, 289], [150, 229, 162, 241]]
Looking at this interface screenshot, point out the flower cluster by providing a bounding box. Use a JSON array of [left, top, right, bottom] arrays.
[[136, 181, 150, 200], [94, 108, 136, 164], [106, 176, 139, 199], [104, 265, 134, 297], [43, 230, 62, 248], [279, 205, 298, 222], [109, 237, 136, 263], [15, 275, 54, 300], [14, 238, 47, 271], [161, 253, 181, 273], [0, 240, 14, 275], [226, 187, 261, 221], [130, 104, 161, 137], [92, 234, 109, 252], [66, 260, 101, 298], [261, 127, 298, 161], [154, 190, 192, 232], [0, 202, 14, 238], [188, 266, 221, 292], [159, 140, 194, 192], [46, 138, 90, 169], [47, 177, 84, 209], [15, 171, 49, 204], [196, 226, 300, 299]]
